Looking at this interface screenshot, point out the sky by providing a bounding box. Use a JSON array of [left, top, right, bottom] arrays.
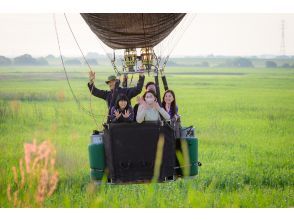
[[0, 13, 294, 57]]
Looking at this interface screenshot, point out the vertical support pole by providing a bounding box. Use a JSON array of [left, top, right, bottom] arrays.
[[154, 68, 162, 106], [161, 75, 169, 91]]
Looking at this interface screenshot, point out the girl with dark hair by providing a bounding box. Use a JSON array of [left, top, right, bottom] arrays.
[[136, 90, 170, 123], [110, 93, 134, 123], [162, 90, 179, 120]]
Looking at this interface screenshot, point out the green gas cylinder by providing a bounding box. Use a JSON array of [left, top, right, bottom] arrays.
[[88, 132, 105, 181], [185, 137, 198, 176]]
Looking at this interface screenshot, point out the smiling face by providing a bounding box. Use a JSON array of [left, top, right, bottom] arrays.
[[164, 92, 174, 105], [107, 80, 116, 90], [118, 100, 127, 110], [144, 92, 156, 105]]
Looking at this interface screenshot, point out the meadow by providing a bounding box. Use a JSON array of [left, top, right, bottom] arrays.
[[0, 65, 293, 207]]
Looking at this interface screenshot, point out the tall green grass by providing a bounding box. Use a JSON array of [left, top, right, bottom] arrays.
[[0, 66, 293, 207]]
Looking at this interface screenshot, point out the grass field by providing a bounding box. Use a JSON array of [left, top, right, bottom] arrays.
[[0, 65, 293, 207]]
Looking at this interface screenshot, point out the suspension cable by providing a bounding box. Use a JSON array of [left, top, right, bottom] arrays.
[[161, 14, 196, 73], [64, 14, 104, 129], [53, 14, 101, 129], [64, 14, 93, 72]]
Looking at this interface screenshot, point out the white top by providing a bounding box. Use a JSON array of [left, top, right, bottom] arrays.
[[136, 104, 170, 123]]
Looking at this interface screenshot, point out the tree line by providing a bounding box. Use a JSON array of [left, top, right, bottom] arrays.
[[0, 54, 98, 66], [0, 54, 293, 68]]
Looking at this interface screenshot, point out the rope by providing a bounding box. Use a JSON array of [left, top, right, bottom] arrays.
[[64, 14, 93, 72], [111, 50, 120, 76], [53, 14, 101, 129], [141, 13, 151, 76], [80, 14, 123, 123], [64, 14, 104, 129], [160, 14, 196, 73], [88, 25, 120, 77]]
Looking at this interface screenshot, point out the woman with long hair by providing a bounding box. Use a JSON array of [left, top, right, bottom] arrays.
[[136, 90, 170, 123], [162, 90, 179, 120]]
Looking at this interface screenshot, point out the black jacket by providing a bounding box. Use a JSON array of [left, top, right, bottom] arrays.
[[87, 75, 145, 109]]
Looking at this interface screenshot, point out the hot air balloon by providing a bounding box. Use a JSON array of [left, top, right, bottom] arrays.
[[54, 13, 200, 184]]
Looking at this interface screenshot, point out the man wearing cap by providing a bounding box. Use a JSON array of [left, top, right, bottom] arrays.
[[88, 71, 145, 119]]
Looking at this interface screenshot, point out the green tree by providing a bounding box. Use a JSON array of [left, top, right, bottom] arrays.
[[265, 61, 277, 68], [0, 56, 12, 66], [14, 54, 37, 65]]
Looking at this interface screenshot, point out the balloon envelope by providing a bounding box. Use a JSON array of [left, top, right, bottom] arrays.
[[81, 13, 186, 49]]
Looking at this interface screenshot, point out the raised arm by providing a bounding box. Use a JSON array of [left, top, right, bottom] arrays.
[[136, 104, 147, 123], [126, 74, 145, 99], [88, 82, 108, 100], [87, 71, 108, 100]]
